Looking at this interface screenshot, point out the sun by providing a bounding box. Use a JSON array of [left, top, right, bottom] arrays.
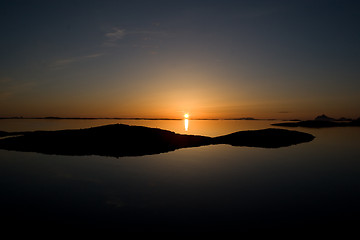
[[184, 113, 189, 119]]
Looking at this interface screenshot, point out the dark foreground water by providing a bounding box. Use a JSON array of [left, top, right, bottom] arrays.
[[0, 120, 359, 235]]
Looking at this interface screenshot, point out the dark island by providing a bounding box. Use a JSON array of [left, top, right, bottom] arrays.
[[0, 124, 314, 157]]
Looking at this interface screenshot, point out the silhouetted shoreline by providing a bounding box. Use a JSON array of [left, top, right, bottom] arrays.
[[0, 124, 314, 157]]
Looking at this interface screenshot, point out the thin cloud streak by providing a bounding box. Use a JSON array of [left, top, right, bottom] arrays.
[[0, 77, 12, 84], [51, 53, 104, 68], [0, 78, 36, 99]]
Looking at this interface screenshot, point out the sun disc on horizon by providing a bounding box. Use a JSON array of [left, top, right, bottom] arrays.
[[184, 113, 189, 119]]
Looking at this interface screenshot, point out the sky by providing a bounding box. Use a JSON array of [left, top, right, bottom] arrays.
[[1, 0, 360, 119]]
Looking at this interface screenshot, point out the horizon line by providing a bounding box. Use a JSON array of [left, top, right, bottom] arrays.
[[1, 115, 357, 121], [0, 116, 280, 121]]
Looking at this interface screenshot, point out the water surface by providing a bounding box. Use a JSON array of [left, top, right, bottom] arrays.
[[0, 119, 359, 234]]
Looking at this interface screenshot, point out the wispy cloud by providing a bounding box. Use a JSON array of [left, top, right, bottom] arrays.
[[103, 27, 166, 47], [105, 28, 126, 41], [104, 28, 127, 46], [51, 53, 104, 68]]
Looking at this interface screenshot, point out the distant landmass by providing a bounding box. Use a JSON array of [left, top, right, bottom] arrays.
[[313, 114, 353, 122], [0, 116, 275, 120], [0, 116, 183, 120], [272, 115, 360, 128], [314, 114, 336, 121], [0, 124, 314, 157]]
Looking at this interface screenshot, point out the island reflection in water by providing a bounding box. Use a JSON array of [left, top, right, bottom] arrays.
[[0, 119, 359, 234]]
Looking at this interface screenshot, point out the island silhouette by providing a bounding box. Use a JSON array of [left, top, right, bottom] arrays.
[[0, 124, 314, 157]]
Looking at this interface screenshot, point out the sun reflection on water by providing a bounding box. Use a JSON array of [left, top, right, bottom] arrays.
[[184, 113, 189, 131]]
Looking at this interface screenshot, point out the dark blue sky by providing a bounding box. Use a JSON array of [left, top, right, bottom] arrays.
[[1, 0, 359, 118]]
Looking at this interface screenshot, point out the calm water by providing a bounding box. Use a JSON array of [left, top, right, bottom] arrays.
[[1, 119, 360, 234]]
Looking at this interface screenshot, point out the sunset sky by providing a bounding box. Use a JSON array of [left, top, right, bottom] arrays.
[[1, 0, 359, 119]]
